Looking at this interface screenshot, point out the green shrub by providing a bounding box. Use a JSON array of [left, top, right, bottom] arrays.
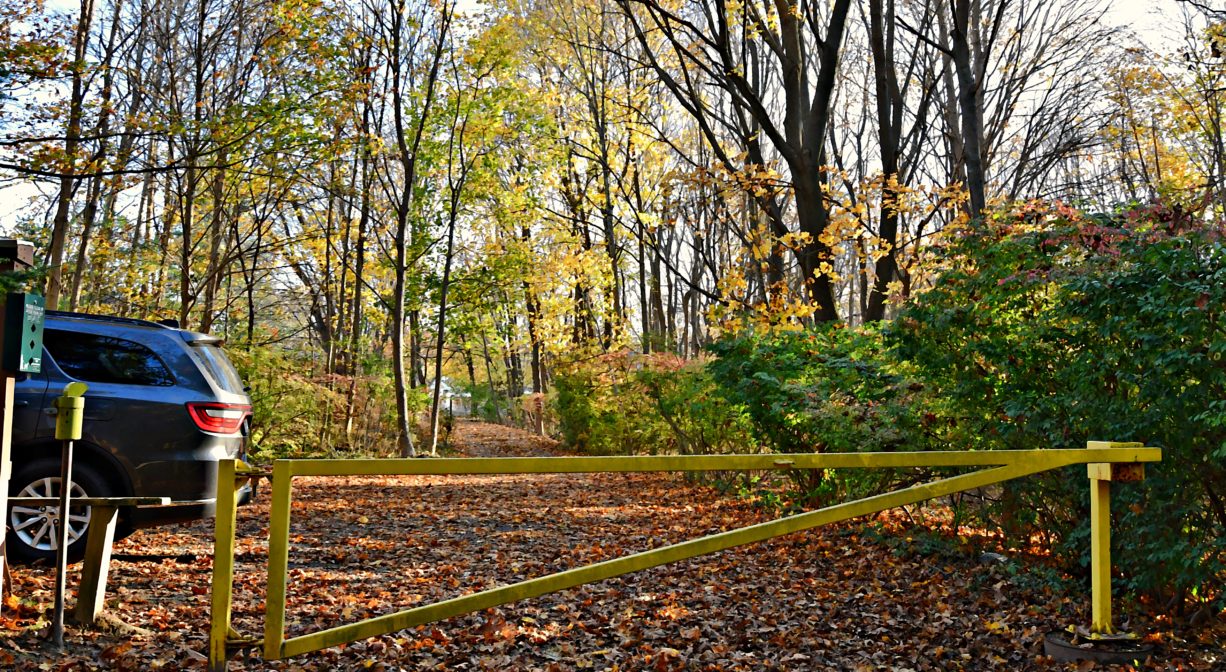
[[551, 352, 671, 455], [229, 345, 412, 458], [551, 352, 751, 457], [552, 369, 599, 451], [632, 354, 755, 456], [890, 200, 1226, 612], [705, 325, 949, 506]]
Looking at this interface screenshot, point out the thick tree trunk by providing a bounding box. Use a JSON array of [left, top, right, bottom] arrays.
[[793, 177, 840, 322], [391, 287, 415, 457], [950, 0, 987, 216], [46, 0, 97, 311], [864, 0, 903, 322]]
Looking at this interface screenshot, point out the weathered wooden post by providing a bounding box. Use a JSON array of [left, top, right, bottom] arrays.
[[0, 239, 39, 616]]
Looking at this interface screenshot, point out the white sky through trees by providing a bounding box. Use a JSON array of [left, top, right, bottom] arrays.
[[0, 0, 1190, 226]]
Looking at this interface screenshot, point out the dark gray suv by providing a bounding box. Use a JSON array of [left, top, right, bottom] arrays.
[[5, 311, 252, 563]]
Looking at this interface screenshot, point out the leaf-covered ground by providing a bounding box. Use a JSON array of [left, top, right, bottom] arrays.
[[2, 420, 1223, 670]]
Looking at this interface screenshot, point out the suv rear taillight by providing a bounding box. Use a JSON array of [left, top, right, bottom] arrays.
[[186, 402, 252, 435]]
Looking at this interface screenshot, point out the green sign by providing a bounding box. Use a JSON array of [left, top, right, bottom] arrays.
[[3, 292, 44, 374]]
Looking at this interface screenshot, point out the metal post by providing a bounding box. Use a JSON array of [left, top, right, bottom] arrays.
[[51, 438, 73, 648], [50, 382, 87, 647], [209, 459, 240, 672], [1089, 468, 1112, 633], [264, 461, 294, 660], [1085, 441, 1145, 635]]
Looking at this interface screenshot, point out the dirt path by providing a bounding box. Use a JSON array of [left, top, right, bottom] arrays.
[[2, 420, 1221, 670]]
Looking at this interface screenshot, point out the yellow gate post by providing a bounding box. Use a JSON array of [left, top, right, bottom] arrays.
[[209, 459, 239, 672], [209, 460, 264, 671], [1086, 441, 1146, 635], [264, 460, 294, 661]]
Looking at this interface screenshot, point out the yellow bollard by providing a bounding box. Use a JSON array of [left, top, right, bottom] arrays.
[[209, 459, 239, 672], [1088, 466, 1113, 633], [1086, 441, 1146, 635]]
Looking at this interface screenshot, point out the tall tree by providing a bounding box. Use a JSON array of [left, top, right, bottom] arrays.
[[374, 0, 453, 457], [45, 0, 96, 309], [619, 0, 854, 322]]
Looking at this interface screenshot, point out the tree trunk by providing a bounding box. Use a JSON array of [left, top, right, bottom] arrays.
[[46, 0, 97, 311], [384, 0, 451, 456], [198, 152, 227, 333], [522, 222, 545, 393], [344, 116, 371, 443], [479, 330, 501, 423], [864, 0, 903, 322], [950, 0, 987, 216], [429, 158, 464, 454]]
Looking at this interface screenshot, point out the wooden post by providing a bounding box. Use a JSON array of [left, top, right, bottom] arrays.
[[73, 504, 118, 625], [0, 239, 34, 614]]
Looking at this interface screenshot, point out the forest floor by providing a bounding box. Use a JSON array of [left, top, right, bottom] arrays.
[[1, 420, 1222, 671]]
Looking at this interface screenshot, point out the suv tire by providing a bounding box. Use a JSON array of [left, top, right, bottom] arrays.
[[7, 459, 115, 564]]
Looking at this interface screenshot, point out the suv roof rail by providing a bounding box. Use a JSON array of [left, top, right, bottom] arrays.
[[46, 310, 176, 331]]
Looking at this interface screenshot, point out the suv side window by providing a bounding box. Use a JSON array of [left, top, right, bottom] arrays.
[[43, 329, 176, 386]]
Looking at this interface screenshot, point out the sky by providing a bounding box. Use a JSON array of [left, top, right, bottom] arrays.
[[0, 0, 1192, 230]]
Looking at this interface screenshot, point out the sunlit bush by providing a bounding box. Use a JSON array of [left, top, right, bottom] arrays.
[[552, 351, 753, 457], [705, 325, 951, 506], [229, 344, 415, 458], [891, 200, 1226, 614]]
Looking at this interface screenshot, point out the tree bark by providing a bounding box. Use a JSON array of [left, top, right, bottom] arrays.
[[950, 0, 987, 215], [46, 0, 97, 310]]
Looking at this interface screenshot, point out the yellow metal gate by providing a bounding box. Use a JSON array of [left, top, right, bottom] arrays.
[[209, 442, 1159, 670]]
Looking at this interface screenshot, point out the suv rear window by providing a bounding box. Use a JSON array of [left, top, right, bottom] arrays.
[[43, 330, 175, 386], [190, 343, 245, 394]]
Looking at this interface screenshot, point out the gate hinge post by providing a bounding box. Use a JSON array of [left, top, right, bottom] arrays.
[[1086, 441, 1148, 635]]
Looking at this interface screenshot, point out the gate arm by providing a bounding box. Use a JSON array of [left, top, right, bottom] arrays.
[[271, 455, 1091, 659], [276, 448, 1159, 476]]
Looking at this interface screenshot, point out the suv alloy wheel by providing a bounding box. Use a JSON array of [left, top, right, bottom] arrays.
[[8, 458, 111, 563]]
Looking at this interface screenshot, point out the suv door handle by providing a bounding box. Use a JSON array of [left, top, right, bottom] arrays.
[[14, 400, 27, 407]]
